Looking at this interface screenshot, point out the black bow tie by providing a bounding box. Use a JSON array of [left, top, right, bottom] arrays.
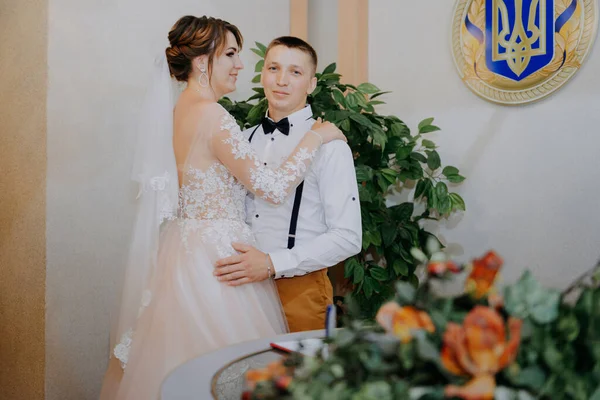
[[261, 117, 290, 135]]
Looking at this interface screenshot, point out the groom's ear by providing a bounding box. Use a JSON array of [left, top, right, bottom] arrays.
[[306, 76, 317, 95]]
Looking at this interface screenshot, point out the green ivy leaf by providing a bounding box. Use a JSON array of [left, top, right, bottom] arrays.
[[381, 222, 398, 246], [442, 166, 459, 176], [393, 260, 409, 276], [251, 47, 265, 58], [390, 202, 414, 221], [370, 91, 392, 100], [449, 193, 466, 211], [332, 89, 346, 107], [345, 93, 359, 109], [323, 62, 337, 74], [410, 152, 427, 163], [344, 257, 357, 278], [370, 266, 388, 281], [372, 128, 387, 150], [422, 139, 436, 149], [353, 262, 365, 284], [390, 122, 410, 137], [319, 73, 342, 82], [380, 168, 397, 185], [357, 82, 381, 94], [426, 150, 441, 170], [255, 41, 267, 54], [340, 119, 351, 131], [418, 118, 434, 130], [420, 124, 441, 134], [356, 165, 374, 182], [251, 74, 261, 84], [446, 174, 466, 183], [396, 145, 413, 161], [254, 59, 264, 72], [414, 180, 428, 200], [435, 182, 448, 199]]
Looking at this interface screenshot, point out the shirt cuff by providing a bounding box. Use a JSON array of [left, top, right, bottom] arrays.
[[268, 250, 297, 278]]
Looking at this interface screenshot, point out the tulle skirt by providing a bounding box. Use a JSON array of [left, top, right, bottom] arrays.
[[99, 218, 288, 400]]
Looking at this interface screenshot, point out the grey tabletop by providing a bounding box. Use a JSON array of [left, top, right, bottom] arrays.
[[161, 329, 325, 400]]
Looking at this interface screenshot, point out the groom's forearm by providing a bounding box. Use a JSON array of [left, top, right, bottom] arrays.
[[269, 226, 361, 278]]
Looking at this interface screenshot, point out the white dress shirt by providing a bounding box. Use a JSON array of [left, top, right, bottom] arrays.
[[243, 105, 362, 279]]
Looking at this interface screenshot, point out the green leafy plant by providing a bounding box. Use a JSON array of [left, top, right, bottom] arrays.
[[220, 43, 466, 318], [243, 250, 600, 400]]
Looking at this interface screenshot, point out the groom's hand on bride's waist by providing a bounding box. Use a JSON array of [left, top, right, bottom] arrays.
[[213, 243, 274, 286]]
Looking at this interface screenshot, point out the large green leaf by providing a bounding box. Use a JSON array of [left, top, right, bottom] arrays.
[[370, 266, 388, 282], [353, 262, 365, 284], [323, 62, 337, 74], [357, 82, 381, 94], [425, 150, 441, 170], [254, 59, 264, 72], [504, 271, 560, 324]]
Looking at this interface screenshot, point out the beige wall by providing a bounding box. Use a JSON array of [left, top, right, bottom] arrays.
[[368, 1, 600, 287], [45, 1, 290, 399], [0, 1, 47, 399]]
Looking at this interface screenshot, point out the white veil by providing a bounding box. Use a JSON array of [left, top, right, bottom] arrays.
[[109, 53, 179, 366]]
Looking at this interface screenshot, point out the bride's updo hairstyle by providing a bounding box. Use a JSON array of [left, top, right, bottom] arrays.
[[165, 15, 243, 82]]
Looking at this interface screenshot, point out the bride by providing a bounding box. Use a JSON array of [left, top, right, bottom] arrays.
[[99, 15, 345, 399]]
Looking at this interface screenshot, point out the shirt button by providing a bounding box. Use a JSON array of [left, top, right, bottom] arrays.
[[352, 197, 356, 201], [264, 162, 267, 166], [271, 138, 275, 141], [255, 214, 259, 218]]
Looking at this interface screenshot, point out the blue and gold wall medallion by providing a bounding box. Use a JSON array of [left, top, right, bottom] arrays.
[[451, 0, 598, 104]]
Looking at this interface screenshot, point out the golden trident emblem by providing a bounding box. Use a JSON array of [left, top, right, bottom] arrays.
[[492, 0, 548, 76]]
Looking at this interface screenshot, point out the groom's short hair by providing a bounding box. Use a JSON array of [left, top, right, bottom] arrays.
[[265, 36, 318, 75]]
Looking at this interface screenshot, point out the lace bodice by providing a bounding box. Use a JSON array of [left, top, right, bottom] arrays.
[[179, 163, 247, 221], [176, 104, 321, 221]]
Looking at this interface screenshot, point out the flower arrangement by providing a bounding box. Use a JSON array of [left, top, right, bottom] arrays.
[[242, 246, 600, 400]]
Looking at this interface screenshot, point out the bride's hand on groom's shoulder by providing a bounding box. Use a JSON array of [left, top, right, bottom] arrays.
[[213, 243, 272, 286], [311, 118, 347, 144]]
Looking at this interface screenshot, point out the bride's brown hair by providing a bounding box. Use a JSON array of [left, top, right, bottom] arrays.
[[165, 15, 243, 82]]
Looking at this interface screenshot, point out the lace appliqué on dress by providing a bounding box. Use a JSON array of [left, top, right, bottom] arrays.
[[113, 289, 152, 369], [219, 112, 317, 204]]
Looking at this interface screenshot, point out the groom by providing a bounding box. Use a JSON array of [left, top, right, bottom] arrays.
[[214, 36, 362, 332]]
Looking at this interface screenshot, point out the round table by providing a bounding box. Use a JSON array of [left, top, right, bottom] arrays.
[[161, 329, 325, 399]]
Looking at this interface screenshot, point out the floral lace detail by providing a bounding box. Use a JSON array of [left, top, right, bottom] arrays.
[[179, 164, 247, 221], [114, 329, 133, 369], [219, 112, 317, 204], [136, 171, 177, 223], [179, 218, 254, 257]]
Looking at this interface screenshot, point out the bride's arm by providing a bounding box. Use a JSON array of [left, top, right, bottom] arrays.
[[210, 112, 322, 205]]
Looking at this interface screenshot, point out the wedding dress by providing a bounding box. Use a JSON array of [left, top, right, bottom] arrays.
[[100, 99, 323, 399]]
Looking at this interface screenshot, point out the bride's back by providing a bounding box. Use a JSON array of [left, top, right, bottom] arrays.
[[172, 93, 247, 221], [172, 91, 219, 186]]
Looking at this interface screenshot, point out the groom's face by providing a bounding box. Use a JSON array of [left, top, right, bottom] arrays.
[[261, 45, 317, 119]]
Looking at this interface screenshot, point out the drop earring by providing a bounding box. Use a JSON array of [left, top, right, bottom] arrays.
[[198, 65, 209, 88]]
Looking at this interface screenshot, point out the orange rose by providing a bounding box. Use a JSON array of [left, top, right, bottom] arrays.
[[428, 260, 462, 276], [245, 360, 290, 391], [466, 251, 503, 299], [441, 306, 522, 400], [376, 302, 435, 343]]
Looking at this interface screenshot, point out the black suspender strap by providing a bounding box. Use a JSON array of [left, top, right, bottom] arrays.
[[248, 123, 304, 250], [287, 182, 304, 249], [248, 124, 261, 143]]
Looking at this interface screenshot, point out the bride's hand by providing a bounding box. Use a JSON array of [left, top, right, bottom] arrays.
[[311, 118, 347, 144]]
